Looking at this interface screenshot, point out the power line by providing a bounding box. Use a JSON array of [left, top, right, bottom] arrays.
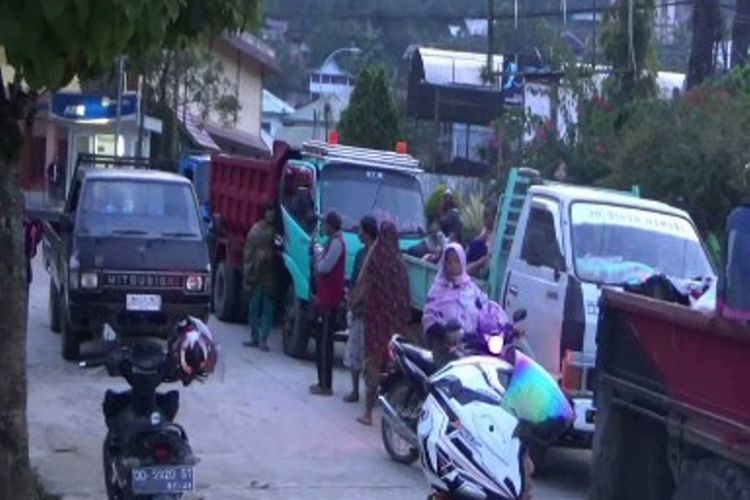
[[316, 1, 738, 22]]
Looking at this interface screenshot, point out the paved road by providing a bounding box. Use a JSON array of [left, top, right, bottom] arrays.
[[27, 258, 590, 499]]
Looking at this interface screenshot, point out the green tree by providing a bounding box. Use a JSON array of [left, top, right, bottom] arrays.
[[339, 67, 400, 150], [0, 1, 258, 497], [604, 87, 750, 234]]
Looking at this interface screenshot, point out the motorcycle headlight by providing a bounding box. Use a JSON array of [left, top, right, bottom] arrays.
[[185, 274, 205, 292], [488, 335, 504, 355], [80, 272, 99, 289]]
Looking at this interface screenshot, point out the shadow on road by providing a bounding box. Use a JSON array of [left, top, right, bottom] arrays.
[[537, 447, 591, 496]]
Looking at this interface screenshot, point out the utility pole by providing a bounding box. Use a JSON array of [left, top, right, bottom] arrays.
[[487, 0, 495, 85], [114, 56, 124, 157], [592, 0, 598, 70]]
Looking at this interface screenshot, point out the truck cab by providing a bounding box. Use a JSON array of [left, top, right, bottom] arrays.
[[500, 184, 714, 440], [280, 141, 427, 357], [45, 155, 211, 361]]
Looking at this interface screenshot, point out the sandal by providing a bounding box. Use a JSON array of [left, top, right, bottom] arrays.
[[356, 415, 373, 426]]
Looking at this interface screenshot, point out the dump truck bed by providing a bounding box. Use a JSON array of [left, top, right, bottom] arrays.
[[597, 289, 750, 467]]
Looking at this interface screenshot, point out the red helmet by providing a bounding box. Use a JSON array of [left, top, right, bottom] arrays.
[[169, 317, 217, 385]]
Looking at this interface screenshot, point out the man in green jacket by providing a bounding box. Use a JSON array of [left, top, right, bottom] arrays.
[[243, 203, 281, 351]]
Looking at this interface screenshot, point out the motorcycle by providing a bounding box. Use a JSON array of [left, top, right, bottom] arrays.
[[378, 309, 528, 465], [80, 328, 201, 499], [379, 311, 574, 499]]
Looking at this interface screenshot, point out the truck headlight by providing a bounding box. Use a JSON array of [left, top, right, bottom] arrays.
[[80, 272, 99, 289], [185, 275, 204, 292]]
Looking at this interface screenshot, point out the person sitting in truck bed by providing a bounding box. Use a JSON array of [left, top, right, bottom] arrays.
[[439, 189, 463, 244], [405, 217, 445, 263], [466, 200, 498, 278]]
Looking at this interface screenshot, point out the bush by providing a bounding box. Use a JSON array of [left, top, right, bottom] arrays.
[[459, 193, 486, 239], [604, 90, 750, 234]]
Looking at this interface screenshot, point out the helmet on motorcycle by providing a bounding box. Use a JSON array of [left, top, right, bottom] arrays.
[[168, 317, 217, 385]]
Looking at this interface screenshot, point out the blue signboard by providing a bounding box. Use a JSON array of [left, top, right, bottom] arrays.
[[51, 92, 139, 123]]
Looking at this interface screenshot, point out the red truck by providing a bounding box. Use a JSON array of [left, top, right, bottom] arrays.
[[209, 142, 293, 322], [591, 288, 750, 500]]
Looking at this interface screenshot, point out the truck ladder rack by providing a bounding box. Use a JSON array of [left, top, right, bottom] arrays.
[[301, 140, 422, 173]]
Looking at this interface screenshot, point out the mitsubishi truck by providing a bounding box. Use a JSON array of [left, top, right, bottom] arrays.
[[43, 154, 211, 361]]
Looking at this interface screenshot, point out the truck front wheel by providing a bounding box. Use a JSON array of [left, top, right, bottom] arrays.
[[673, 459, 750, 500], [283, 289, 309, 359], [49, 280, 61, 333], [61, 310, 81, 361], [214, 261, 240, 322]]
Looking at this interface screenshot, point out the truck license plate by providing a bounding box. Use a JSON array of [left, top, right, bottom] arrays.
[[126, 294, 162, 312], [131, 465, 194, 494]]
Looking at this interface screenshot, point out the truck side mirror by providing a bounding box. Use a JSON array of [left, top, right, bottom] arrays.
[[513, 309, 528, 323]]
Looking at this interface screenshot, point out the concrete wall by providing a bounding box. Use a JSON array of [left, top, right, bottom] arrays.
[[211, 41, 264, 136]]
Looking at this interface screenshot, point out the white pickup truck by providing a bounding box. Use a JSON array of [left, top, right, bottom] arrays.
[[405, 168, 715, 460]]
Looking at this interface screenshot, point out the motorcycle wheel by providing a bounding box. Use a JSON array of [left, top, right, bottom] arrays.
[[381, 382, 420, 465], [102, 440, 123, 500]]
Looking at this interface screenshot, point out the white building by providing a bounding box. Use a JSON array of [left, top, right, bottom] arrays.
[[180, 33, 279, 157], [309, 59, 356, 104], [261, 89, 295, 148], [276, 94, 345, 148]]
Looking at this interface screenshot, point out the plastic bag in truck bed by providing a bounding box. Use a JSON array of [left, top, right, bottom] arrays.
[[624, 273, 717, 312], [623, 274, 691, 306]]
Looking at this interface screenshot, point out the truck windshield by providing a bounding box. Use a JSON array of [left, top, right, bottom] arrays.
[[76, 179, 202, 237], [319, 164, 426, 237], [571, 202, 714, 285]]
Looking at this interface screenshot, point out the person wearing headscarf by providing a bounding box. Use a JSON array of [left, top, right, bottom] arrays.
[[466, 200, 498, 277], [423, 241, 508, 340], [343, 215, 379, 403], [356, 221, 411, 425]]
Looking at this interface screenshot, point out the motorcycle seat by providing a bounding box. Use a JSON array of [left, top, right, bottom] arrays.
[[399, 341, 436, 376]]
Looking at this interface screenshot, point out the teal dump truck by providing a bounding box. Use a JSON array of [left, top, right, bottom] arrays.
[[406, 168, 714, 464], [195, 140, 426, 352], [280, 141, 427, 358]]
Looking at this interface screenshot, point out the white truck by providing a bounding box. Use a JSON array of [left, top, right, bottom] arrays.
[[405, 168, 715, 461]]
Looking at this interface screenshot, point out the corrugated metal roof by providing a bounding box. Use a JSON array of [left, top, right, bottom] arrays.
[[416, 47, 504, 87], [178, 108, 220, 151], [263, 89, 295, 115], [221, 33, 280, 73], [204, 122, 269, 154], [282, 94, 345, 125]]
